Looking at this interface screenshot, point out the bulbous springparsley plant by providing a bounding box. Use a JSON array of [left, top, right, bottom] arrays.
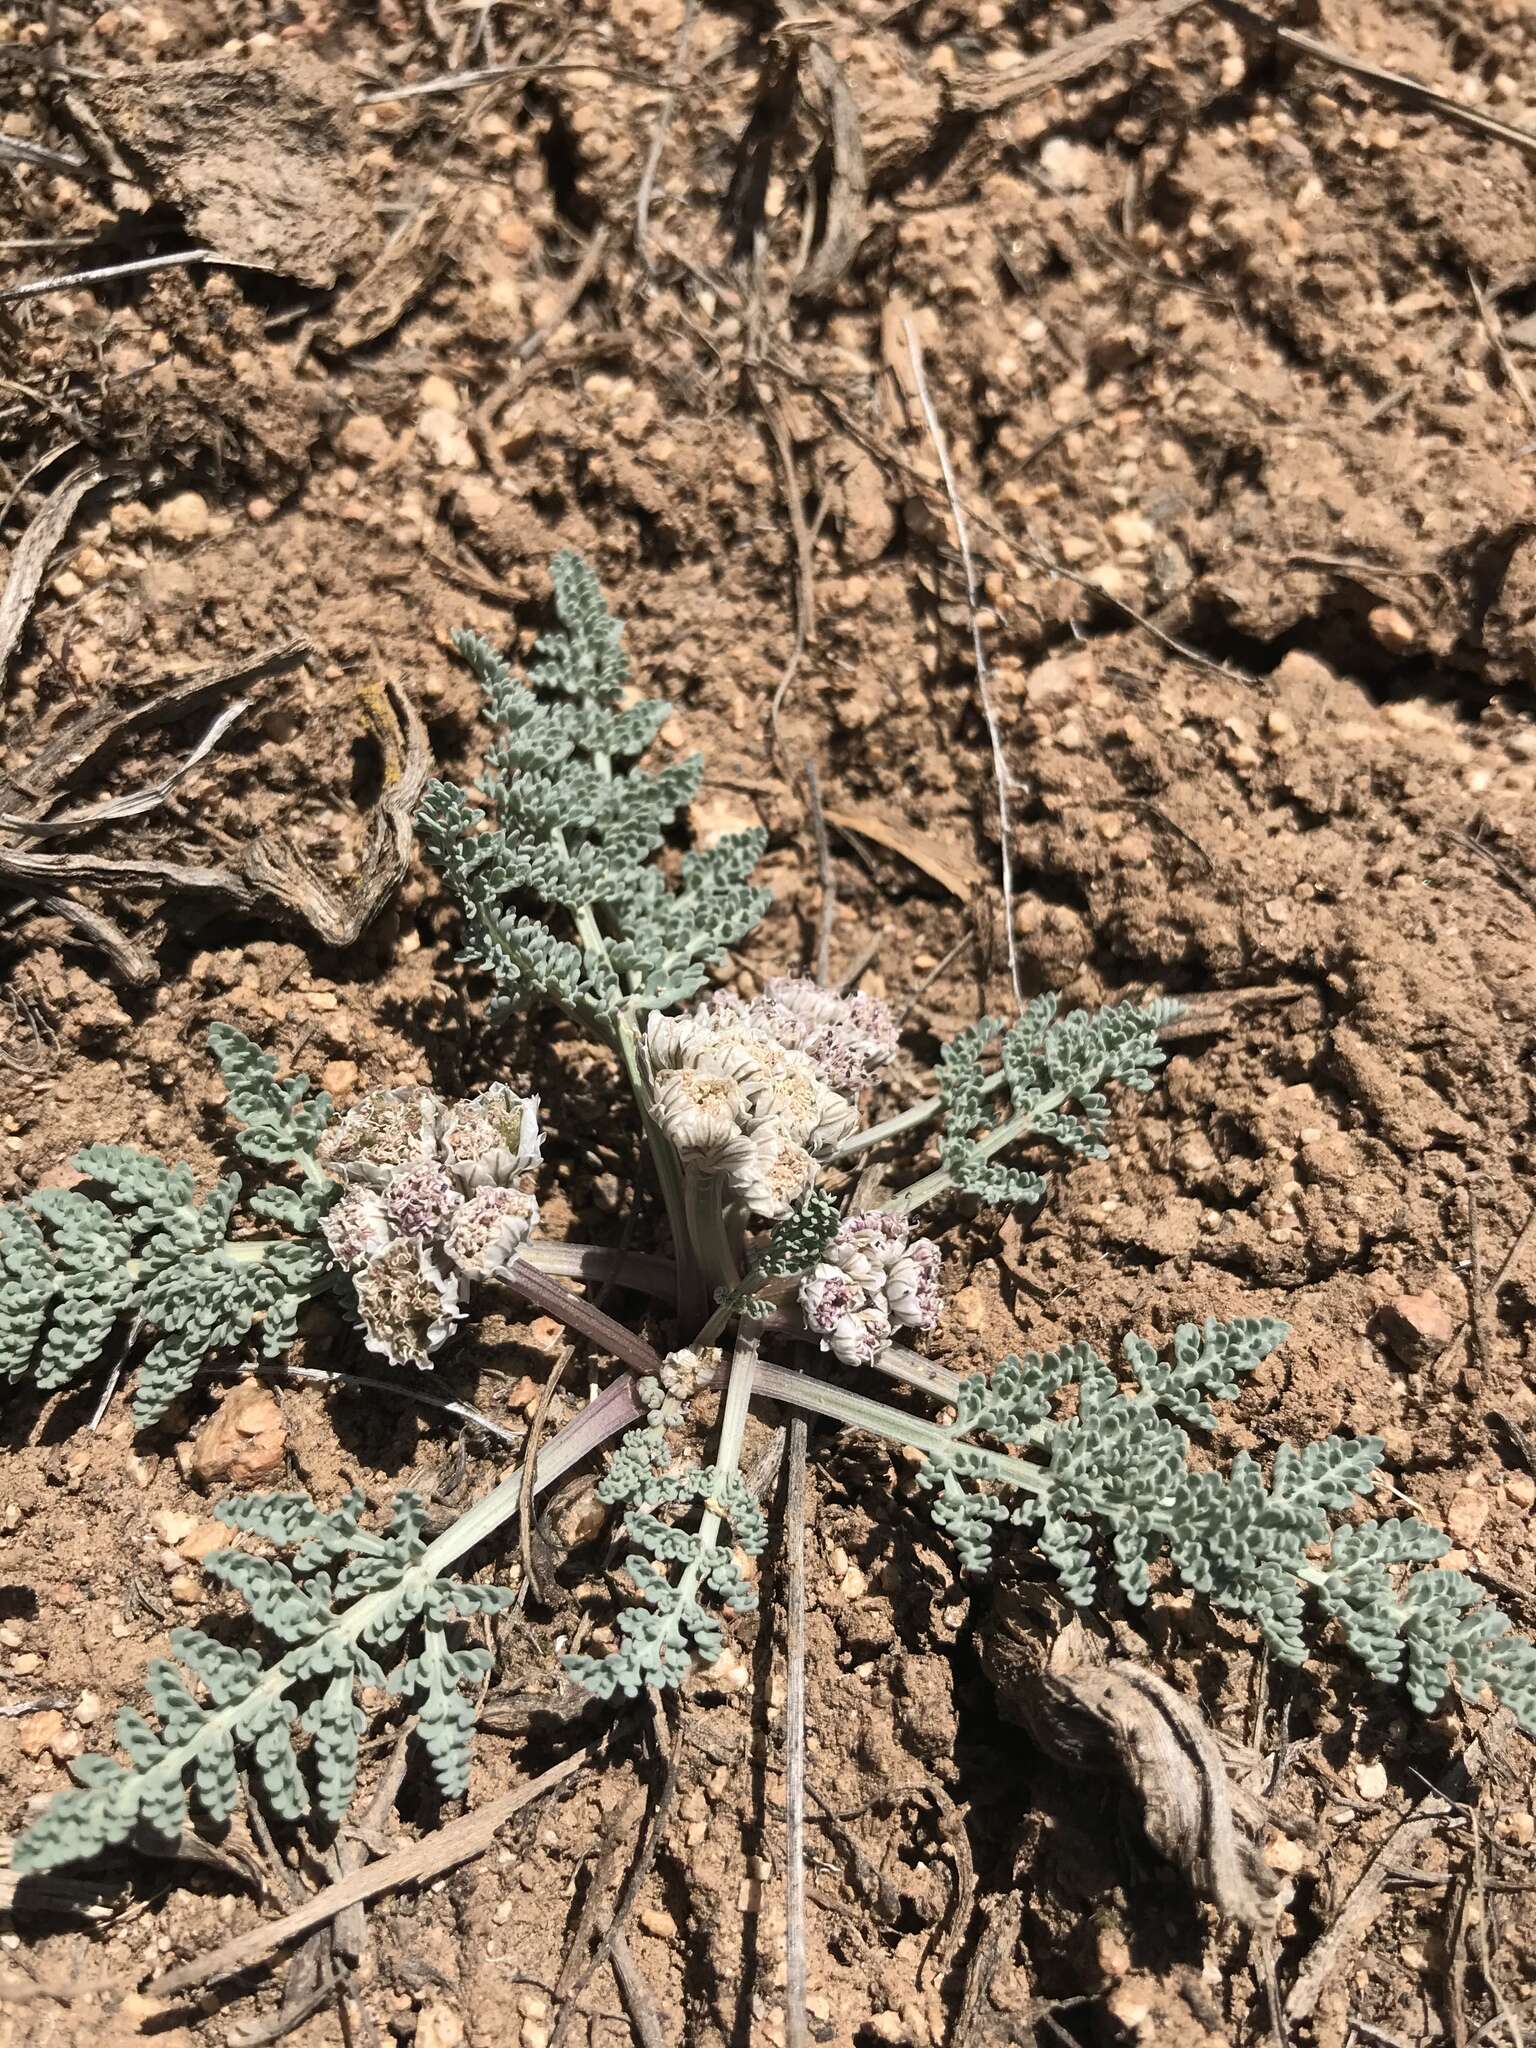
[[6, 554, 1533, 1877]]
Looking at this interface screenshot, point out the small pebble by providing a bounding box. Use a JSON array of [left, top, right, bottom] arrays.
[[1375, 1292, 1454, 1368], [1355, 1760, 1389, 1801], [1446, 1488, 1489, 1547], [18, 1710, 67, 1760], [156, 491, 211, 542]]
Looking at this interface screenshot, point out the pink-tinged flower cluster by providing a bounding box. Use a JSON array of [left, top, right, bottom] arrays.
[[798, 1211, 942, 1367], [318, 1082, 542, 1368], [644, 984, 893, 1219], [704, 977, 897, 1094]]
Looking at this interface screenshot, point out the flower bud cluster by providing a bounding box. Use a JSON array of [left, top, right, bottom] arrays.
[[317, 1084, 542, 1367], [645, 981, 893, 1219], [635, 1348, 711, 1429], [798, 1211, 942, 1367]]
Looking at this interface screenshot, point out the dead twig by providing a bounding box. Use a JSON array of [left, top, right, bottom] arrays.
[[519, 1343, 573, 1604], [0, 247, 219, 307], [0, 136, 91, 175], [4, 639, 309, 806], [947, 0, 1201, 114], [921, 1780, 978, 1988], [777, 8, 866, 299], [0, 697, 250, 839], [0, 461, 103, 695], [783, 1417, 810, 2048], [1471, 1801, 1526, 2048], [1431, 1195, 1536, 1378], [1449, 828, 1536, 918], [28, 892, 154, 983], [954, 1888, 1026, 2047], [228, 1966, 349, 2048], [552, 1698, 683, 2048], [761, 381, 819, 769], [634, 0, 698, 272], [517, 224, 610, 365], [0, 980, 58, 1078], [609, 1931, 668, 2048], [901, 320, 1024, 1012], [198, 1360, 519, 1445], [897, 928, 978, 1029], [354, 58, 659, 106], [1467, 1192, 1492, 1382], [148, 1743, 596, 1997], [1469, 273, 1536, 437]]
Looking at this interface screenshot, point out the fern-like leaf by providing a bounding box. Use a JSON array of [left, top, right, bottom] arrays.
[[913, 1318, 1536, 1731], [12, 1489, 514, 1873], [419, 554, 772, 1038], [936, 995, 1181, 1212]]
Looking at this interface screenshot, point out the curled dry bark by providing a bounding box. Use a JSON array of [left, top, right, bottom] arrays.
[[980, 1581, 1283, 1935]]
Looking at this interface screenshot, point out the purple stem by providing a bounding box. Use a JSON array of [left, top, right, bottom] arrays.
[[520, 1241, 676, 1300], [494, 1259, 665, 1377]]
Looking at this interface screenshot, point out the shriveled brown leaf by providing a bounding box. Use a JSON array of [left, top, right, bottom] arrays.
[[823, 805, 984, 900]]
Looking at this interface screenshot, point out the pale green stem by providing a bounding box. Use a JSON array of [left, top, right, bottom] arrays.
[[879, 1082, 1074, 1219], [833, 1068, 1008, 1161], [684, 1169, 739, 1302], [44, 1372, 645, 1855], [750, 1357, 1046, 1495], [558, 828, 694, 1320], [122, 1237, 277, 1284], [696, 1319, 760, 1556]]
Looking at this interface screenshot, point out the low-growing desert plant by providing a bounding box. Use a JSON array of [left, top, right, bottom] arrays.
[[7, 554, 1533, 1878]]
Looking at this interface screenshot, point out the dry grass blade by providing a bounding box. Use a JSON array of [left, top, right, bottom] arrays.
[[0, 462, 104, 695], [821, 805, 984, 901], [634, 0, 699, 272], [1210, 0, 1536, 159], [147, 1743, 596, 1997], [802, 756, 835, 988], [0, 249, 219, 307], [900, 320, 1025, 1010], [0, 137, 91, 175]]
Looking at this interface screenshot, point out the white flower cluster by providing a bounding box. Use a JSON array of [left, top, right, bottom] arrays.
[[645, 980, 896, 1220], [799, 1211, 942, 1367], [316, 1084, 542, 1368]]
